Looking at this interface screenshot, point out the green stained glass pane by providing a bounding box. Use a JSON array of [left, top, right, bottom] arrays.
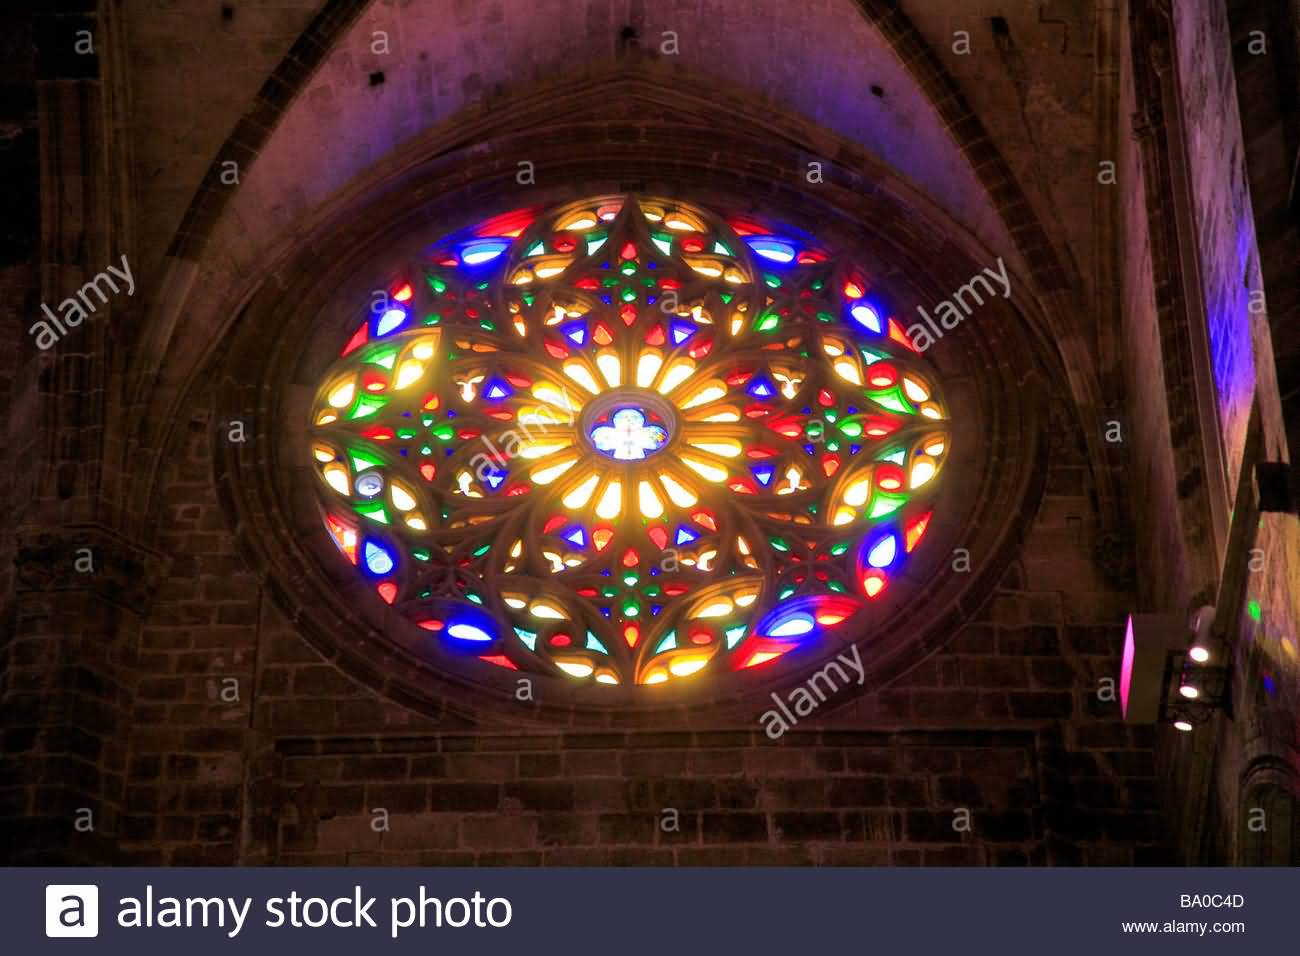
[[472, 544, 491, 557], [826, 439, 840, 451], [587, 235, 609, 255], [805, 421, 824, 440], [426, 275, 447, 294], [720, 293, 734, 304], [622, 573, 638, 586], [368, 347, 398, 369], [349, 397, 387, 420], [778, 586, 796, 599], [713, 240, 733, 256], [412, 548, 431, 561], [620, 288, 637, 302], [355, 502, 389, 524], [601, 276, 619, 288], [829, 542, 850, 555], [754, 313, 780, 333], [643, 585, 661, 597], [870, 391, 912, 415], [620, 261, 637, 276], [654, 631, 677, 654], [860, 347, 887, 365], [479, 319, 495, 331], [623, 601, 641, 617], [724, 625, 747, 647], [879, 448, 906, 464], [867, 493, 908, 519], [396, 428, 417, 440], [420, 444, 433, 455], [816, 310, 834, 323], [769, 537, 789, 552], [525, 240, 546, 257], [432, 425, 455, 441], [651, 236, 673, 256], [466, 593, 483, 605], [601, 587, 617, 599], [838, 420, 863, 438], [350, 449, 384, 472], [763, 274, 781, 288], [522, 292, 535, 306], [811, 278, 825, 290], [827, 580, 846, 593], [515, 628, 538, 651], [423, 313, 440, 325]]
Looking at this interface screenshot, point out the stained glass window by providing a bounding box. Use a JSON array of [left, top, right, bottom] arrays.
[[308, 196, 950, 687]]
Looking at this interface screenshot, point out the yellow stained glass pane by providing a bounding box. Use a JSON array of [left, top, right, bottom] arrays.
[[680, 383, 726, 409], [910, 458, 937, 488], [562, 473, 600, 509], [636, 351, 663, 388], [556, 660, 595, 678], [390, 483, 417, 511], [682, 456, 727, 483], [394, 359, 424, 390], [832, 357, 862, 386], [657, 359, 695, 395], [533, 383, 576, 410], [596, 352, 622, 387], [843, 476, 871, 507], [517, 439, 572, 460], [327, 380, 355, 408], [668, 656, 709, 677], [658, 473, 698, 507], [637, 480, 664, 519], [322, 463, 349, 495], [562, 361, 601, 394], [688, 440, 741, 458], [903, 377, 930, 402], [595, 480, 623, 519], [531, 456, 578, 484], [694, 598, 733, 618]]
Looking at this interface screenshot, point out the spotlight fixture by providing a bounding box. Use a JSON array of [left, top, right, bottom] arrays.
[[1121, 608, 1229, 728]]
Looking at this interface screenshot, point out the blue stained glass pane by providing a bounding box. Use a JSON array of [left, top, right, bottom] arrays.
[[670, 319, 696, 345], [654, 631, 677, 654]]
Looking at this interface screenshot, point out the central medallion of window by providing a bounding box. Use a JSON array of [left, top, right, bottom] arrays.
[[306, 195, 952, 689], [582, 393, 675, 461]]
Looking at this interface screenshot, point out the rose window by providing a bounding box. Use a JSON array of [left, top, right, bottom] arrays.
[[308, 196, 950, 688]]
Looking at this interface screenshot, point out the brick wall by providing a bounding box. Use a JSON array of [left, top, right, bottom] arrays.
[[109, 376, 1166, 866]]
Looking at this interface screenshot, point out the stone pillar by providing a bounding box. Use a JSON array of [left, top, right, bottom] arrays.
[[0, 2, 145, 864], [2, 527, 165, 863]]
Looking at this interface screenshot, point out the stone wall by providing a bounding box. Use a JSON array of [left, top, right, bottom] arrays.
[[108, 378, 1165, 866]]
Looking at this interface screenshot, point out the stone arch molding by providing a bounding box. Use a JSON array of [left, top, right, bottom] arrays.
[[123, 0, 1118, 540], [197, 83, 1053, 725]]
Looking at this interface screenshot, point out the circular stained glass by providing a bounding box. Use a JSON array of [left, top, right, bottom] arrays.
[[307, 195, 951, 688]]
